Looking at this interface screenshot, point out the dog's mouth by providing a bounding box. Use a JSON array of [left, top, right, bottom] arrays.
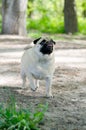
[[40, 44, 53, 55]]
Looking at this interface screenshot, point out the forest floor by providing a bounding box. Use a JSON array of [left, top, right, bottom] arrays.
[[0, 35, 86, 130]]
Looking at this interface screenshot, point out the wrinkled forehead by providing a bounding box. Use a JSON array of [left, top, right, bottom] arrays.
[[37, 38, 46, 44], [38, 38, 53, 45], [33, 37, 56, 45]]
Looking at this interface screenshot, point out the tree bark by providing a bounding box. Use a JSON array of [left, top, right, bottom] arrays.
[[2, 0, 28, 36], [64, 0, 78, 34]]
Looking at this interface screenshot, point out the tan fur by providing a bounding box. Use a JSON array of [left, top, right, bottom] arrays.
[[21, 41, 55, 97]]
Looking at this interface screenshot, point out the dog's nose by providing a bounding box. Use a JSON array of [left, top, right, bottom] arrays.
[[47, 44, 53, 48], [47, 43, 53, 46]]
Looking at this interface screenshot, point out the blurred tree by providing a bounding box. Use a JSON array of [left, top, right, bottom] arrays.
[[2, 0, 27, 35], [64, 0, 78, 33]]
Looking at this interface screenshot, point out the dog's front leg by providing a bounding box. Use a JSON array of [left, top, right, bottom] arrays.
[[35, 80, 39, 89], [28, 74, 37, 91], [45, 77, 53, 98]]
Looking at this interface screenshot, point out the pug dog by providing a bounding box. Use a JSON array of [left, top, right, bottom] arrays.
[[21, 37, 56, 97]]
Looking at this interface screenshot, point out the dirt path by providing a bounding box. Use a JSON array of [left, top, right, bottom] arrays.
[[0, 35, 86, 130]]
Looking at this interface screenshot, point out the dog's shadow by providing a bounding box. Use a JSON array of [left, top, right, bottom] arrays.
[[0, 86, 49, 103]]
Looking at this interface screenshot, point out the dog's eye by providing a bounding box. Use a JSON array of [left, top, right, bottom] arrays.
[[40, 40, 46, 45]]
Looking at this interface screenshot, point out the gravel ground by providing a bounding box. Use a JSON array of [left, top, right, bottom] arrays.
[[0, 35, 86, 130]]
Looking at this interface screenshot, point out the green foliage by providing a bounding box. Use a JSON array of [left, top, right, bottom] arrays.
[[0, 97, 48, 130], [78, 17, 86, 34], [27, 17, 64, 34], [82, 0, 86, 10], [27, 0, 34, 17], [27, 0, 64, 34], [26, 0, 86, 35], [0, 11, 2, 33]]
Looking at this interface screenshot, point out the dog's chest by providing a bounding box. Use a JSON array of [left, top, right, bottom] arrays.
[[39, 58, 48, 66], [31, 59, 52, 79]]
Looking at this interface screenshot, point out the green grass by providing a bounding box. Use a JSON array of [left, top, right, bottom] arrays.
[[0, 97, 48, 130], [27, 30, 43, 39]]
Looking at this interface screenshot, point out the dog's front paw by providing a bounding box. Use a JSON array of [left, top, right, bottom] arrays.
[[46, 93, 53, 98], [31, 87, 37, 91], [30, 84, 37, 91]]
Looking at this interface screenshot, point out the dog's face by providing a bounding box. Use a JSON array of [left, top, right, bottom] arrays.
[[33, 37, 56, 55]]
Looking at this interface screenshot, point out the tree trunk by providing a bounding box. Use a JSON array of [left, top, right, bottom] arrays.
[[64, 0, 78, 34], [2, 0, 28, 36]]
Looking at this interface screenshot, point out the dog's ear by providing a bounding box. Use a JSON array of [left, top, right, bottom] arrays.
[[33, 37, 41, 44], [51, 39, 56, 45]]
